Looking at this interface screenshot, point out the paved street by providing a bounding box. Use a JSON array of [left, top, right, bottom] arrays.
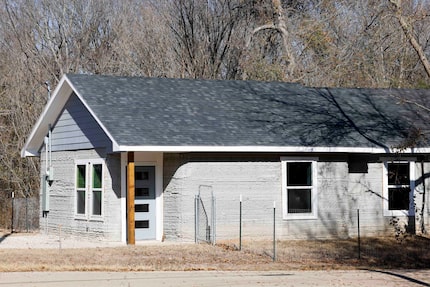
[[0, 270, 429, 287]]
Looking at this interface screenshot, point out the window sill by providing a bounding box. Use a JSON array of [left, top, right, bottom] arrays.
[[283, 213, 318, 220], [89, 216, 104, 222], [74, 215, 104, 222], [383, 210, 413, 217], [74, 215, 87, 221]]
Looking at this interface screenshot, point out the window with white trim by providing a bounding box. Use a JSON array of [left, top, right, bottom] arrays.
[[383, 161, 415, 216], [75, 160, 104, 217], [281, 158, 318, 219]]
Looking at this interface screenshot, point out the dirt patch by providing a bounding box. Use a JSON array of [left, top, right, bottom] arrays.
[[0, 233, 429, 272]]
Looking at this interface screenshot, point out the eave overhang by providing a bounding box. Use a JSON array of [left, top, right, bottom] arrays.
[[115, 145, 430, 154]]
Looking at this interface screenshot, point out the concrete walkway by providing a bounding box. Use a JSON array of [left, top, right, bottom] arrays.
[[0, 232, 178, 249], [0, 232, 125, 249], [0, 270, 429, 287]]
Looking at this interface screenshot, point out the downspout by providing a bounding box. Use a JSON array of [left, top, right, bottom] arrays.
[[42, 136, 49, 218], [44, 136, 49, 175], [42, 81, 52, 224], [48, 123, 52, 180]]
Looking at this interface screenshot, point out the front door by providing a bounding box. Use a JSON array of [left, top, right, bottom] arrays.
[[134, 166, 156, 240]]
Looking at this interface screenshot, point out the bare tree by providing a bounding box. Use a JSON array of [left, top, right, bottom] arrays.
[[0, 0, 135, 226], [110, 1, 178, 77], [242, 0, 296, 80], [162, 0, 246, 79], [389, 0, 430, 79], [1, 0, 430, 230]]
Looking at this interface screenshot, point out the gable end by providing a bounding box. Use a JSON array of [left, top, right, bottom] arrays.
[[49, 93, 112, 152]]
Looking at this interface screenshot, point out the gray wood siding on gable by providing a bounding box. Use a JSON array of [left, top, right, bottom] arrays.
[[51, 93, 112, 152]]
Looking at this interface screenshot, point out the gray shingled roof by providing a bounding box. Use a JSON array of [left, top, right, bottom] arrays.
[[66, 74, 430, 149]]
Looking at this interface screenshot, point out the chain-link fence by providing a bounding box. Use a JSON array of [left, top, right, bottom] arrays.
[[195, 185, 216, 244], [0, 193, 39, 232]]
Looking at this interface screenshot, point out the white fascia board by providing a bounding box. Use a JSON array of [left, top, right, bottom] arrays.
[[66, 77, 120, 152], [116, 145, 430, 154], [21, 76, 71, 157], [22, 149, 40, 157]]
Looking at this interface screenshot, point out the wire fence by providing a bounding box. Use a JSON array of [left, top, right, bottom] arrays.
[[195, 185, 216, 244], [217, 234, 430, 269], [212, 197, 427, 267]]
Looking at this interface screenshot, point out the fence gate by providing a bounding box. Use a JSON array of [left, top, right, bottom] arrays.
[[194, 185, 216, 244]]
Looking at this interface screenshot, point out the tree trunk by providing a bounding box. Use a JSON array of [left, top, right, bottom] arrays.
[[243, 0, 296, 80], [389, 0, 430, 78]]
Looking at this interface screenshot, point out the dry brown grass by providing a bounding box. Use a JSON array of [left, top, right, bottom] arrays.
[[0, 235, 429, 272], [231, 235, 430, 270]]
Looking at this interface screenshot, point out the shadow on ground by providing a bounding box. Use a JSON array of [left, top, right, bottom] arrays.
[[0, 233, 11, 244], [366, 269, 430, 287]]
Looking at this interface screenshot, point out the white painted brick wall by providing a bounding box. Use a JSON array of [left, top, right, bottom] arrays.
[[163, 155, 430, 241], [39, 151, 430, 242], [39, 148, 122, 241]]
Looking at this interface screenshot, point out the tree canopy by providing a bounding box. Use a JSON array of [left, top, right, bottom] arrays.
[[0, 0, 430, 202]]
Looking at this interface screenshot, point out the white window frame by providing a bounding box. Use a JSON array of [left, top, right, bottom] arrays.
[[281, 157, 318, 220], [74, 159, 105, 220], [382, 159, 415, 217]]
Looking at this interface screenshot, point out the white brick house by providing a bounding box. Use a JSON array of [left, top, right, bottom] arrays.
[[22, 74, 430, 244]]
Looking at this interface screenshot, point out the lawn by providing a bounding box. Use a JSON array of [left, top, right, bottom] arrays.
[[0, 235, 429, 272]]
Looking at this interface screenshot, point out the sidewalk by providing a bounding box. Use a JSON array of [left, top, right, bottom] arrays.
[[1, 270, 430, 287]]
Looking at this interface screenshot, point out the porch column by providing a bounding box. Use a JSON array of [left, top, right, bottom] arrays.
[[127, 152, 135, 245]]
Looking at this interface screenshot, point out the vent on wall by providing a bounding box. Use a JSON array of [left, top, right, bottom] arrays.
[[348, 155, 368, 173]]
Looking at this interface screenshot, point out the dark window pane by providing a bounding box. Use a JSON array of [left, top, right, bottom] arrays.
[[388, 163, 409, 185], [135, 220, 149, 229], [136, 188, 150, 197], [92, 190, 102, 215], [288, 189, 312, 213], [388, 188, 410, 210], [92, 164, 102, 188], [287, 162, 312, 186], [77, 190, 86, 214], [136, 171, 149, 180], [135, 204, 149, 212], [77, 165, 86, 188]]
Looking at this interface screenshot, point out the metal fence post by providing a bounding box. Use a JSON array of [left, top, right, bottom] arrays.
[[212, 195, 216, 245], [273, 201, 276, 262], [357, 209, 361, 259], [26, 190, 29, 233], [11, 191, 14, 233], [194, 195, 198, 243], [239, 195, 242, 251]]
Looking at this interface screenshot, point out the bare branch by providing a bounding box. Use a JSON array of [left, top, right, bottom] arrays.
[[389, 0, 430, 78]]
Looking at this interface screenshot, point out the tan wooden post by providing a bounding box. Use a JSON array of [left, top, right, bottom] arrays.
[[127, 152, 135, 245]]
